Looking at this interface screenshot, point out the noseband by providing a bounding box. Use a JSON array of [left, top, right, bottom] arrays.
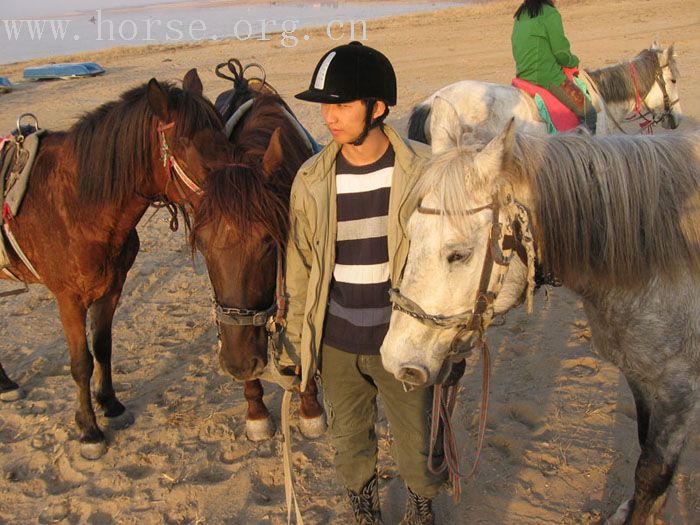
[[213, 247, 286, 334]]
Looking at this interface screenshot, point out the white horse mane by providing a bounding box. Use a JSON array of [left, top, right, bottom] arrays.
[[416, 127, 700, 289]]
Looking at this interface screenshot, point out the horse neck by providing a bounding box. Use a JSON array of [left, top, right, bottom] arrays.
[[586, 52, 658, 120]]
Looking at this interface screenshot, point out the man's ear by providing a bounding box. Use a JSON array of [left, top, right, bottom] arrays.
[[371, 100, 387, 120]]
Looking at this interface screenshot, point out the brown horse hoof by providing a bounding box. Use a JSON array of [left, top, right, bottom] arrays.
[[105, 409, 135, 430], [245, 416, 276, 441], [605, 499, 632, 525], [0, 388, 26, 402], [299, 413, 327, 439], [80, 441, 108, 460]]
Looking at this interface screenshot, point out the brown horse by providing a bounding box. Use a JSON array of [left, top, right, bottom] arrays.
[[0, 70, 232, 459], [190, 76, 325, 440]]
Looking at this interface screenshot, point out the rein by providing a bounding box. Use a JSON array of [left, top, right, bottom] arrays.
[[625, 60, 679, 134], [390, 196, 536, 500]]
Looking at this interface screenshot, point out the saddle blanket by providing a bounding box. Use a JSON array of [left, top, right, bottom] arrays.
[[512, 67, 583, 133]]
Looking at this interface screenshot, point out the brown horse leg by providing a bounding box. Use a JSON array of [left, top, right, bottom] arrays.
[[297, 376, 326, 439], [0, 362, 24, 401], [91, 229, 137, 428], [90, 291, 132, 428], [244, 379, 276, 441], [57, 295, 106, 459]]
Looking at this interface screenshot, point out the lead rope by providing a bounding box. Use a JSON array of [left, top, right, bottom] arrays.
[[627, 63, 655, 134], [270, 249, 303, 525], [428, 334, 491, 502], [282, 389, 304, 525]]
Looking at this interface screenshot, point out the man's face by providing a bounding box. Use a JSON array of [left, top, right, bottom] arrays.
[[320, 100, 366, 144]]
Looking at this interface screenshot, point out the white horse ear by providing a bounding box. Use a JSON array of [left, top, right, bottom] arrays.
[[430, 96, 461, 154], [475, 118, 516, 177], [651, 40, 662, 52]]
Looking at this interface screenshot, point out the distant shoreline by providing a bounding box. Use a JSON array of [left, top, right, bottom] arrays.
[[2, 0, 475, 66], [51, 0, 479, 19]]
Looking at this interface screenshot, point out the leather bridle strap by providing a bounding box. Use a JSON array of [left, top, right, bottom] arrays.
[[158, 121, 204, 198]]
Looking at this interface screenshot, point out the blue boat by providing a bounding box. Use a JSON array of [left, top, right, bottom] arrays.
[[23, 62, 105, 80], [0, 77, 11, 93]]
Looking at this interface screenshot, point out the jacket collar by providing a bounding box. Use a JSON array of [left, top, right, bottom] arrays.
[[297, 124, 421, 183]]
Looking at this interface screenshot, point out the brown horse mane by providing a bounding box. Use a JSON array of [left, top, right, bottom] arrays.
[[71, 81, 222, 206], [194, 93, 312, 248]]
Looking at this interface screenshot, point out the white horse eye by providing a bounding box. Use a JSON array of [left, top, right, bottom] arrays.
[[447, 249, 472, 264]]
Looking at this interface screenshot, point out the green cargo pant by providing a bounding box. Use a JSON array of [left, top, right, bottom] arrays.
[[319, 343, 447, 498]]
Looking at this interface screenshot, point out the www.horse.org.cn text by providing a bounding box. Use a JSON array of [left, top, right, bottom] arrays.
[[1, 12, 369, 49]]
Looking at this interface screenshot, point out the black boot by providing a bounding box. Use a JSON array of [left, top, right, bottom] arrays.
[[399, 486, 434, 525], [347, 473, 382, 524]]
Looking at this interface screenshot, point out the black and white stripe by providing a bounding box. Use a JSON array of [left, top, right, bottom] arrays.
[[324, 145, 395, 355]]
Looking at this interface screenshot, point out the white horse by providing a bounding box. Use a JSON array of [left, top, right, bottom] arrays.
[[381, 98, 700, 524], [408, 42, 681, 140]]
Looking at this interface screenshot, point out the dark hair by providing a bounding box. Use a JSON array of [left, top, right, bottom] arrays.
[[514, 0, 555, 19]]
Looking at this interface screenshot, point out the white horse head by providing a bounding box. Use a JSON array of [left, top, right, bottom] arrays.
[[381, 99, 529, 386], [647, 41, 682, 129]]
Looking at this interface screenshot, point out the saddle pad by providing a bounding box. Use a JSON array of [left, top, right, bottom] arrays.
[[512, 68, 581, 133]]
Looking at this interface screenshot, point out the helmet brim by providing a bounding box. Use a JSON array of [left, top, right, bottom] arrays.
[[294, 89, 354, 104]]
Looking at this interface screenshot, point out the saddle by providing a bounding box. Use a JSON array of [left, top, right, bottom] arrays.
[[0, 116, 45, 271], [512, 67, 582, 133], [214, 58, 321, 153]]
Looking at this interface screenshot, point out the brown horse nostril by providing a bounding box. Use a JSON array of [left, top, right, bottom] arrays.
[[250, 356, 267, 375], [396, 366, 428, 386]]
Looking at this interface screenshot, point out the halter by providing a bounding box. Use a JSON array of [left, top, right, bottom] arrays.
[[627, 59, 680, 134], [213, 247, 286, 333], [389, 196, 536, 500]]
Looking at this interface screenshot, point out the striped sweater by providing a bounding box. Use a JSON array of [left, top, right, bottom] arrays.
[[323, 145, 395, 355]]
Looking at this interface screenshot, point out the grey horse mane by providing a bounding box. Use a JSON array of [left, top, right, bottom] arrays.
[[586, 46, 677, 104], [415, 129, 700, 289]]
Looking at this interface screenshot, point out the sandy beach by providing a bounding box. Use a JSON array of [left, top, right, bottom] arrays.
[[1, 0, 699, 523]]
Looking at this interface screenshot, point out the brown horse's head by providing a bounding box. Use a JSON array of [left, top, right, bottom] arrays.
[[74, 69, 226, 210], [191, 95, 312, 380]]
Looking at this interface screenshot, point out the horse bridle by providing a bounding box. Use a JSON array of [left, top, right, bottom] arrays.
[[389, 196, 536, 499], [214, 247, 286, 334], [389, 196, 536, 358], [628, 58, 680, 131], [157, 119, 287, 333]]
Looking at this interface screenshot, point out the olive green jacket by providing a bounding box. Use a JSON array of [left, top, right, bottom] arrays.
[[280, 124, 430, 391]]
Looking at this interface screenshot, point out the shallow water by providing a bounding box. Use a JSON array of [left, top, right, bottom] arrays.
[[1, 1, 463, 65]]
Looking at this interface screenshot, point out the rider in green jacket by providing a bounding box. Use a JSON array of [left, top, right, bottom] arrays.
[[512, 0, 597, 132]]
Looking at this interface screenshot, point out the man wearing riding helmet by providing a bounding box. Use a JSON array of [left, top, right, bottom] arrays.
[[280, 41, 447, 524]]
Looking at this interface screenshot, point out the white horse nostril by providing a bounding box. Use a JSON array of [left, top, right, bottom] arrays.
[[396, 366, 428, 386]]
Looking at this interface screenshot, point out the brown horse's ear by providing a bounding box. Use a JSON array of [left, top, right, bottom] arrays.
[[183, 68, 203, 95], [147, 78, 170, 122], [262, 127, 284, 180]]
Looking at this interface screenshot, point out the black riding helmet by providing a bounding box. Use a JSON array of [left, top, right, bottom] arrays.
[[296, 41, 397, 105], [296, 41, 397, 145]]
